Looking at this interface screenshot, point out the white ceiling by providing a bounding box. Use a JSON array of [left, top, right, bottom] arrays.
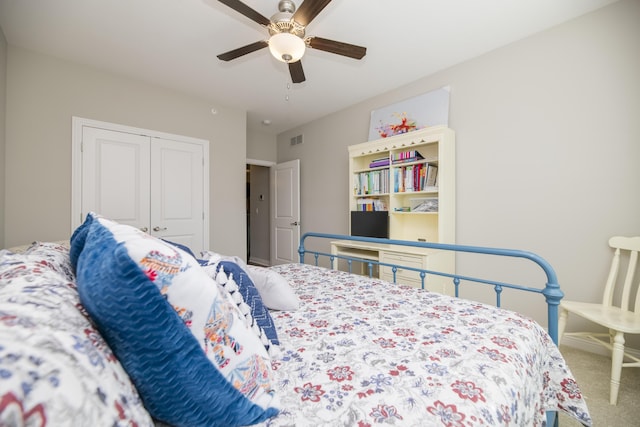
[[0, 0, 617, 135]]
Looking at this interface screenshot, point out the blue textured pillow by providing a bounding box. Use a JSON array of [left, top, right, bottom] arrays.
[[69, 212, 95, 269], [73, 214, 279, 426], [218, 261, 279, 346]]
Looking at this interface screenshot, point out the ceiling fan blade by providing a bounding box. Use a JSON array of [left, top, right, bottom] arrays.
[[308, 36, 367, 59], [217, 0, 271, 26], [293, 0, 332, 26], [217, 40, 268, 61], [289, 61, 306, 84]]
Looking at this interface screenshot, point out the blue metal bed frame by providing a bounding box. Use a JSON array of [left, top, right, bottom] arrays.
[[298, 232, 564, 426]]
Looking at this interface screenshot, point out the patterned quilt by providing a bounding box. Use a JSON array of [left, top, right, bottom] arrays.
[[258, 263, 592, 427]]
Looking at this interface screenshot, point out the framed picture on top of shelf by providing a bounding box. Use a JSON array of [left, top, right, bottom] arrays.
[[368, 86, 450, 141]]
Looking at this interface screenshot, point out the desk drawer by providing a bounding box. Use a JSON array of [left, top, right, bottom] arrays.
[[381, 270, 428, 285], [380, 251, 423, 267], [380, 251, 425, 284], [381, 271, 426, 287]]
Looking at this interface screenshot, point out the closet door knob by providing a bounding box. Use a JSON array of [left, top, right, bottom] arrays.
[[139, 227, 148, 232], [153, 226, 167, 232]]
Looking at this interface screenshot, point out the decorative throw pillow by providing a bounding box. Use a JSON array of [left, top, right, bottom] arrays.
[[69, 212, 96, 268], [72, 213, 280, 427], [199, 250, 247, 269], [246, 265, 301, 311], [199, 250, 300, 311], [204, 261, 279, 350], [0, 246, 154, 426]]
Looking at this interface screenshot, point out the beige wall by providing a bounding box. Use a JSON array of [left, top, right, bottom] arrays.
[[0, 28, 6, 247], [247, 127, 277, 163], [277, 0, 640, 342], [4, 47, 248, 258]]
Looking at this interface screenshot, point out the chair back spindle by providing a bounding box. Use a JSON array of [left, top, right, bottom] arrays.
[[602, 247, 620, 308], [621, 250, 637, 312], [606, 236, 640, 313]]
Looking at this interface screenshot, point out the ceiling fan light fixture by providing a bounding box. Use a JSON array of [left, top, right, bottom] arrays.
[[269, 32, 305, 63]]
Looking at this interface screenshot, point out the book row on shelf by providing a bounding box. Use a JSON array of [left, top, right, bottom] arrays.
[[394, 163, 438, 193], [353, 169, 390, 195], [369, 157, 390, 168], [354, 162, 439, 195], [355, 198, 387, 212], [367, 151, 427, 169], [391, 150, 424, 164]]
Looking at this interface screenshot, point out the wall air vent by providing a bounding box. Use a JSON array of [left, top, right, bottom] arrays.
[[290, 134, 303, 146]]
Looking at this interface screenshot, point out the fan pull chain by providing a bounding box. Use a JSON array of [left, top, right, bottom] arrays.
[[285, 82, 291, 102]]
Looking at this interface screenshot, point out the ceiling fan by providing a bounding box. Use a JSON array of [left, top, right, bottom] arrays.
[[216, 0, 367, 83]]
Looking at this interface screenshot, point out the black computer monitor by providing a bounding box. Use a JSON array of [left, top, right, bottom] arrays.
[[350, 211, 389, 238]]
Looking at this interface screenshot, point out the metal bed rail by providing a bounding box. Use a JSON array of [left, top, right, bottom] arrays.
[[298, 232, 563, 346]]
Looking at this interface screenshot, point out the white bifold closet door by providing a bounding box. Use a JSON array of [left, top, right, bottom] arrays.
[[81, 126, 205, 254]]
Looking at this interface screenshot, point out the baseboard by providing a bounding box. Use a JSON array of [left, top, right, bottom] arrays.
[[249, 256, 270, 267], [561, 335, 640, 359]]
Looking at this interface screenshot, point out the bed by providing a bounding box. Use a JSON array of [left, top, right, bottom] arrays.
[[0, 215, 591, 427], [256, 233, 591, 427]]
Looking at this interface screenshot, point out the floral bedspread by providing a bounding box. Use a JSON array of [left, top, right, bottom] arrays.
[[0, 243, 154, 426], [258, 264, 592, 427]]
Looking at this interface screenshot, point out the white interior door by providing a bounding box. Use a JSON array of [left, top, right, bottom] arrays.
[[81, 126, 150, 231], [150, 137, 205, 254], [271, 159, 300, 265]]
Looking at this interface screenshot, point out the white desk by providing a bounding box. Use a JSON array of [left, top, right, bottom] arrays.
[[330, 240, 454, 295]]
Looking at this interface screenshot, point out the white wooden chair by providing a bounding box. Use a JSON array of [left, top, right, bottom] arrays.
[[558, 236, 640, 405]]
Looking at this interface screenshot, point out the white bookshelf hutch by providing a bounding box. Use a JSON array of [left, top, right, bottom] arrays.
[[331, 126, 456, 294]]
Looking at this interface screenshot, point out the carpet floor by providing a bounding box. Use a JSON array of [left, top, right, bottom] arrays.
[[558, 345, 640, 427]]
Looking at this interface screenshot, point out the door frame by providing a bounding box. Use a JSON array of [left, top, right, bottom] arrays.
[[246, 159, 276, 265], [71, 117, 210, 249]]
